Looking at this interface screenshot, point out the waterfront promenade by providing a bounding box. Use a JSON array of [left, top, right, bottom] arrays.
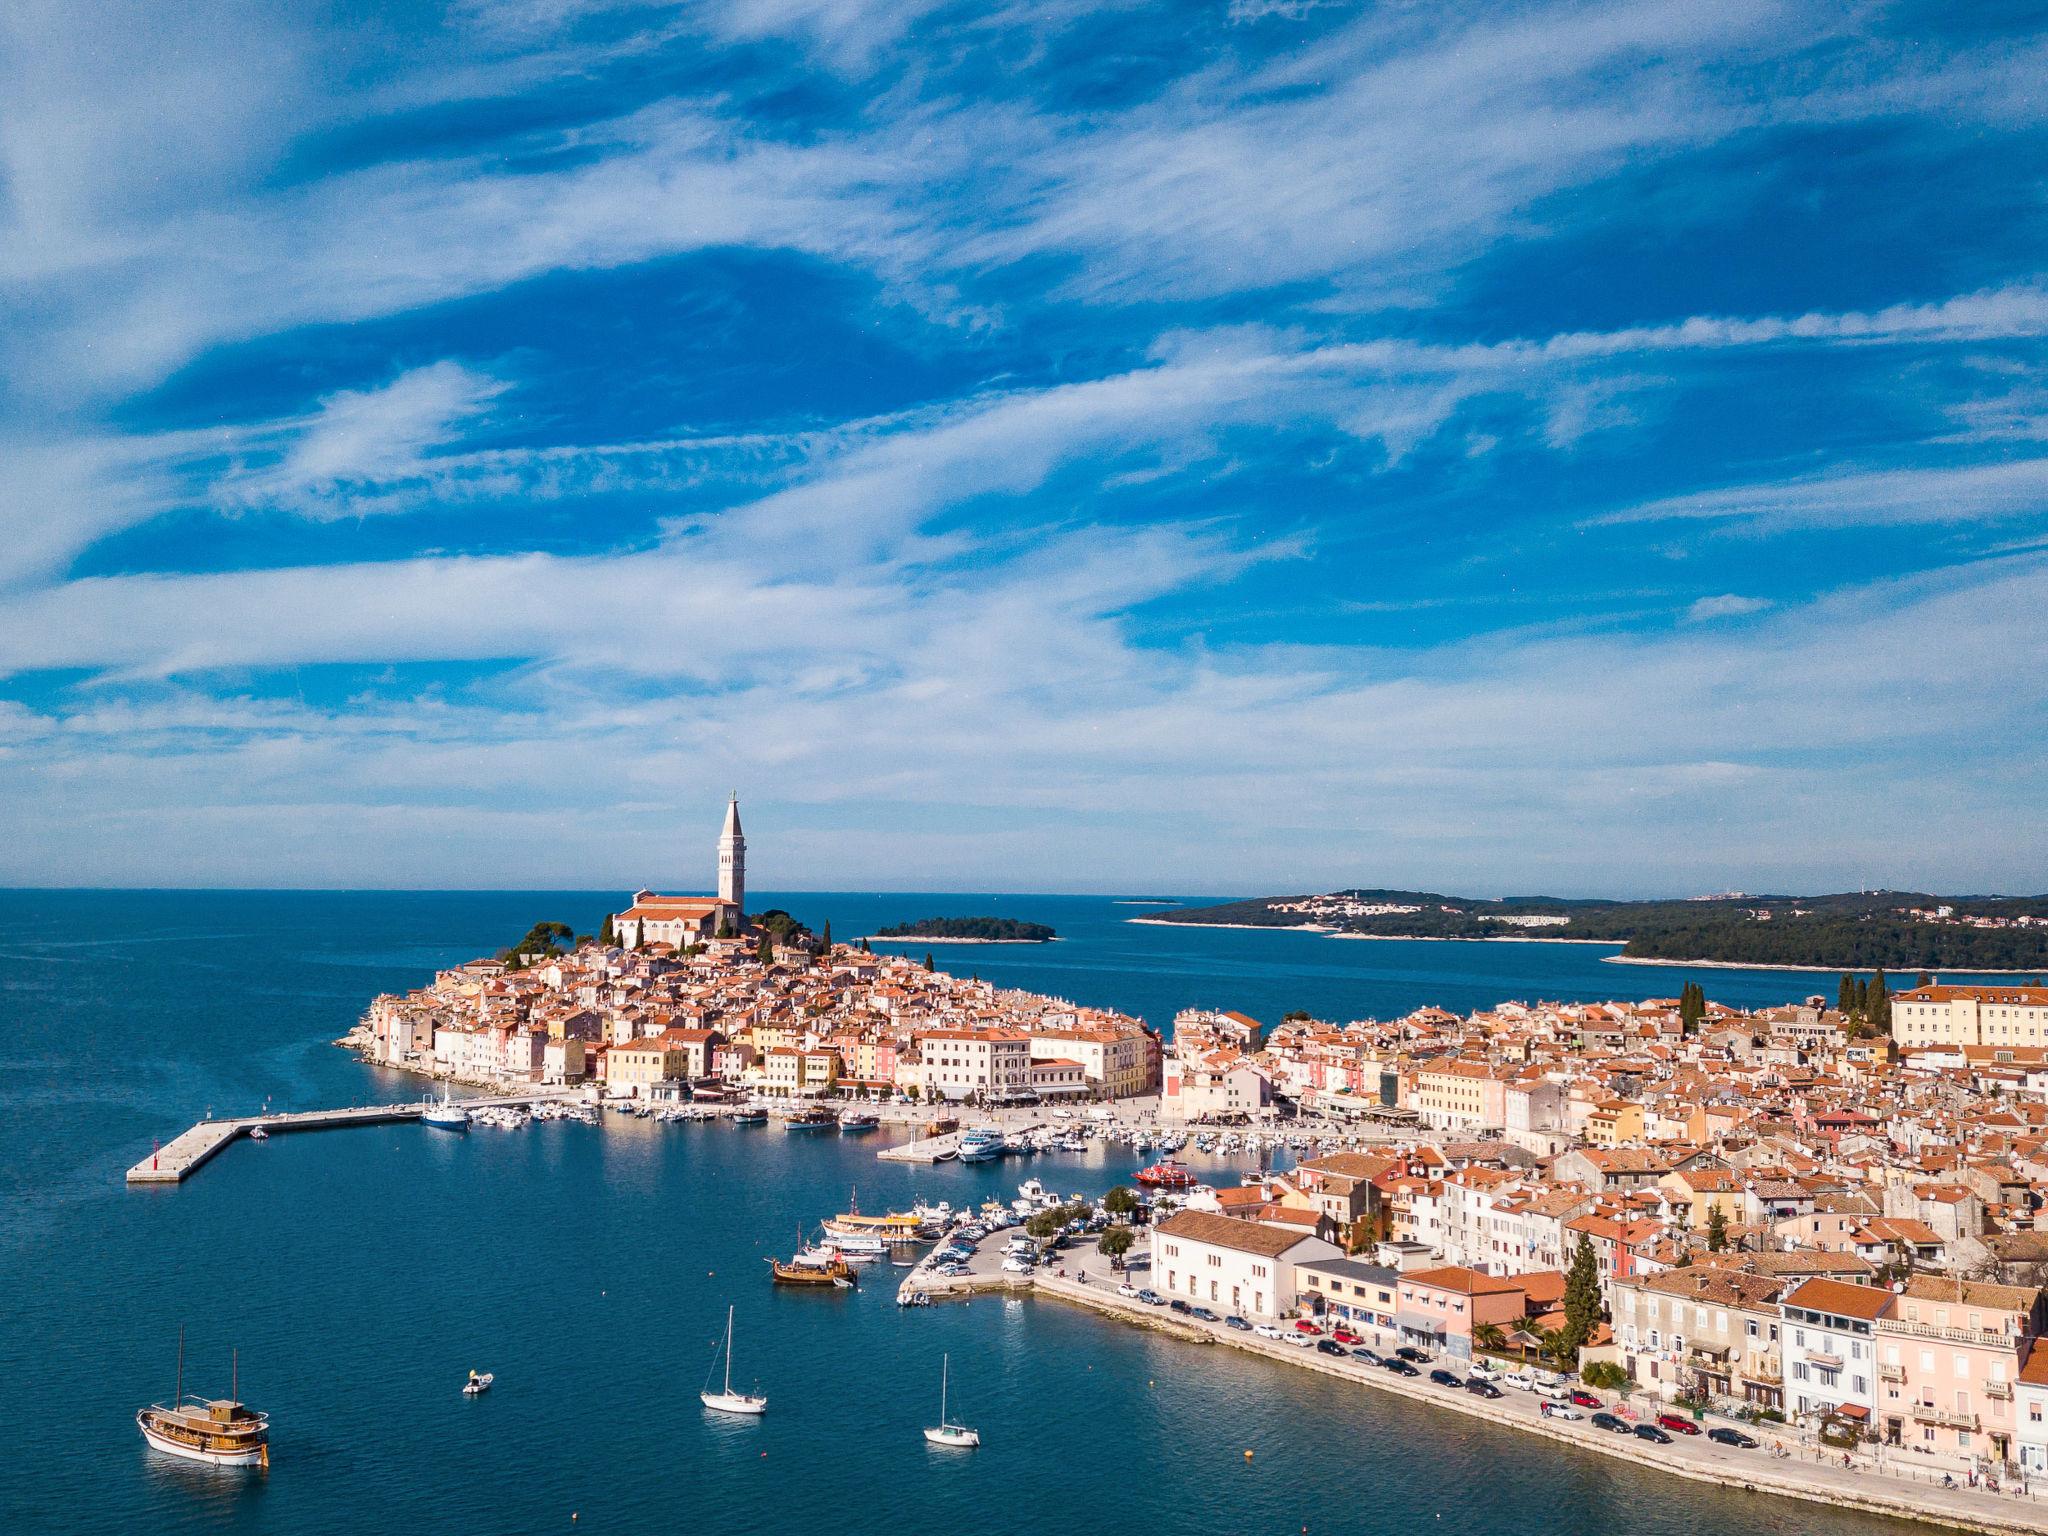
[[916, 1229, 2047, 1536]]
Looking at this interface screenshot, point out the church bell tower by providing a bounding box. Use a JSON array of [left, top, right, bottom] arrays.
[[717, 793, 745, 918]]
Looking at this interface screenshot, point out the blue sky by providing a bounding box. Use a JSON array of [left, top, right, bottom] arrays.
[[2, 0, 2045, 895]]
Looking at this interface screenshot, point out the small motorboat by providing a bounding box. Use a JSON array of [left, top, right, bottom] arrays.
[[462, 1370, 494, 1397], [247, 1127, 269, 1141], [922, 1354, 979, 1448]]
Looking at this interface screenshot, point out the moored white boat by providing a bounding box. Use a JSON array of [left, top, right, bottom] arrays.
[[922, 1354, 979, 1448], [421, 1086, 470, 1132], [700, 1305, 767, 1416]]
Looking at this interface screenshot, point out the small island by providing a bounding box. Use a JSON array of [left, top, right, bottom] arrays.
[[871, 916, 1057, 943]]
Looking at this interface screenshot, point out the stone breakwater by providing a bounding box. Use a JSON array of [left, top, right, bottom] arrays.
[[963, 1271, 2045, 1536]]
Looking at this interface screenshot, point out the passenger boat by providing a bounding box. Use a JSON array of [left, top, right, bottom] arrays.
[[837, 1109, 880, 1133], [823, 1188, 928, 1244], [421, 1086, 470, 1132], [822, 1232, 885, 1258], [700, 1306, 767, 1416], [136, 1332, 270, 1468], [731, 1103, 769, 1125], [1135, 1159, 1196, 1189], [781, 1105, 835, 1131], [955, 1128, 1005, 1163], [462, 1370, 493, 1397], [922, 1354, 979, 1448], [768, 1242, 858, 1287]]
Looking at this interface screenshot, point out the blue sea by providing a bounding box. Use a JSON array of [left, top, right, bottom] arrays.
[[0, 890, 1962, 1536]]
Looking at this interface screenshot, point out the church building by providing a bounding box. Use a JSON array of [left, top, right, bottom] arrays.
[[613, 795, 747, 948]]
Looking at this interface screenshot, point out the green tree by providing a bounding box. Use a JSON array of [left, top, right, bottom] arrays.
[[1097, 1225, 1135, 1261], [1474, 1321, 1507, 1355], [1282, 1009, 1312, 1023], [716, 917, 733, 939], [859, 936, 871, 954], [1837, 973, 1855, 1015], [599, 913, 616, 946], [1559, 1236, 1602, 1364], [820, 919, 832, 954], [1867, 970, 1891, 1034], [923, 952, 935, 972], [1026, 1207, 1065, 1238], [757, 933, 775, 964], [1706, 1203, 1729, 1253], [1103, 1185, 1139, 1218]]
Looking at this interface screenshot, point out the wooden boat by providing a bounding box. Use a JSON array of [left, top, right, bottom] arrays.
[[822, 1187, 927, 1244], [136, 1331, 270, 1468], [768, 1246, 858, 1287]]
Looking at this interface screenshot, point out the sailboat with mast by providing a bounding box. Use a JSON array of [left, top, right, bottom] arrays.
[[699, 1305, 767, 1416], [921, 1353, 979, 1448], [136, 1327, 271, 1467]]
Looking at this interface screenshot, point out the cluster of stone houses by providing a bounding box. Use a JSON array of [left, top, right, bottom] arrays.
[[361, 932, 1159, 1104]]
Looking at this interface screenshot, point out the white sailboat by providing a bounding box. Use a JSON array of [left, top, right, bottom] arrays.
[[700, 1305, 767, 1416], [922, 1353, 979, 1448]]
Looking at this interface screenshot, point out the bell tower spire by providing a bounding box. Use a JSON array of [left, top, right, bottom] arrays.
[[717, 792, 745, 918]]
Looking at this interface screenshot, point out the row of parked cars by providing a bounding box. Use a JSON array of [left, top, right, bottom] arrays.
[[1114, 1294, 1770, 1453]]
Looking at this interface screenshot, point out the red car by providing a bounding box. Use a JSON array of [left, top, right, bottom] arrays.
[[1293, 1319, 1324, 1335], [1331, 1327, 1363, 1345], [1570, 1389, 1602, 1409], [1656, 1413, 1702, 1436]]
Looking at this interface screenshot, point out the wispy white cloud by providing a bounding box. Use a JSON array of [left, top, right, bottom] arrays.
[[1684, 593, 1771, 622], [1599, 458, 2048, 530]]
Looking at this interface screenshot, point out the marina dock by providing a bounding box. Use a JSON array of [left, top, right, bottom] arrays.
[[126, 1089, 581, 1185]]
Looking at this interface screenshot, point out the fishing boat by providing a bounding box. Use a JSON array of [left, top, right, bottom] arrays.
[[955, 1127, 1005, 1163], [699, 1306, 767, 1416], [837, 1109, 880, 1133], [731, 1103, 769, 1125], [421, 1086, 470, 1132], [922, 1354, 979, 1448], [1135, 1159, 1196, 1189], [136, 1331, 270, 1468], [781, 1105, 835, 1131], [462, 1370, 493, 1397]]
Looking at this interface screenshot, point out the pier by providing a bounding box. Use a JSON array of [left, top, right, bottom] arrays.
[[126, 1088, 583, 1185]]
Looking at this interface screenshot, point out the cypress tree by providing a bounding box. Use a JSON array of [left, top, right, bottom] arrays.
[[1868, 971, 1890, 1033], [757, 933, 774, 964], [923, 952, 935, 972], [820, 918, 832, 954], [1560, 1237, 1601, 1364], [1837, 974, 1855, 1015], [1706, 1203, 1728, 1253], [599, 913, 616, 947]]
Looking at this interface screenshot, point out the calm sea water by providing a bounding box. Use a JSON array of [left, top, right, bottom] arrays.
[[0, 890, 1965, 1536]]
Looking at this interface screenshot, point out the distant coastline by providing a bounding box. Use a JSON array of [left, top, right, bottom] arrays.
[[1127, 917, 1619, 947], [1605, 954, 2045, 975]]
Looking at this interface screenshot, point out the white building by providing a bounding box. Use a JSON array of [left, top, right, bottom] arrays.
[[913, 1028, 1032, 1100], [1780, 1277, 1892, 1427], [1151, 1210, 1341, 1320]]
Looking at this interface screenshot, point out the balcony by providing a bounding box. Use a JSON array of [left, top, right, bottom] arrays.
[[1879, 1318, 2016, 1349], [1985, 1380, 2013, 1401], [1909, 1405, 1980, 1431], [1878, 1364, 1905, 1383]]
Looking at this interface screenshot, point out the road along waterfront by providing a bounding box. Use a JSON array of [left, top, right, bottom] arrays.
[[914, 1223, 2048, 1536]]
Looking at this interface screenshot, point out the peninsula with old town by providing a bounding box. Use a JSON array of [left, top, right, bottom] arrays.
[[336, 798, 2048, 1532]]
